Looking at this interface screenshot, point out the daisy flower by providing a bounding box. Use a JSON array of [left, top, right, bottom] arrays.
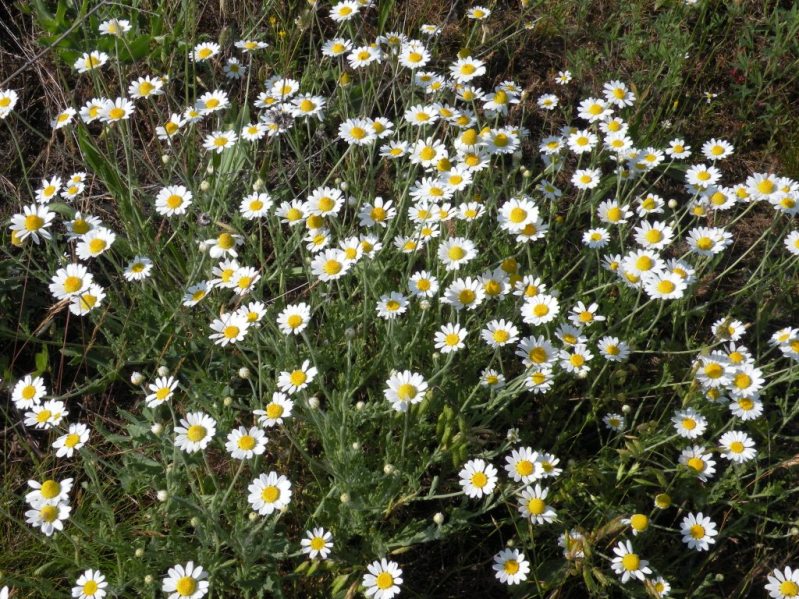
[[765, 566, 799, 599], [363, 558, 403, 599], [434, 322, 467, 354], [123, 256, 154, 281], [25, 502, 71, 536], [277, 303, 311, 335], [75, 227, 116, 260], [248, 472, 292, 515], [493, 548, 530, 585], [459, 458, 498, 498], [12, 374, 46, 410], [310, 249, 351, 281], [277, 360, 318, 395], [225, 426, 267, 460], [384, 370, 427, 412], [330, 0, 360, 22], [481, 319, 519, 348], [203, 130, 237, 153], [504, 447, 542, 484], [162, 562, 209, 599], [209, 313, 250, 346], [52, 107, 77, 129], [598, 336, 630, 361], [155, 185, 193, 217], [174, 412, 217, 454], [679, 445, 716, 482], [604, 413, 625, 431], [680, 512, 717, 551], [128, 75, 164, 99], [610, 540, 652, 583], [301, 527, 334, 560], [0, 89, 18, 118], [26, 477, 73, 506], [24, 400, 68, 430], [193, 42, 220, 61], [521, 294, 560, 326], [672, 407, 707, 439], [69, 284, 106, 316], [518, 484, 556, 524], [145, 375, 178, 407], [376, 292, 409, 320], [53, 423, 90, 458], [254, 392, 294, 427], [74, 51, 109, 73], [10, 203, 55, 244], [72, 569, 108, 599], [718, 430, 757, 463], [99, 18, 131, 36]]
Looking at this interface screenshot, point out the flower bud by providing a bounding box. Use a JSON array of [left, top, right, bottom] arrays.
[[157, 366, 170, 377], [200, 180, 210, 192], [151, 423, 163, 435], [340, 492, 351, 504], [383, 463, 395, 475], [161, 154, 170, 164], [135, 548, 144, 558], [130, 371, 145, 385], [238, 367, 250, 379], [308, 396, 320, 409], [355, 401, 365, 411], [144, 575, 154, 585], [433, 512, 445, 525], [157, 490, 168, 502]]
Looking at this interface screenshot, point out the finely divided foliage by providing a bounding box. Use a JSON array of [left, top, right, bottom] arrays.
[[2, 0, 799, 597]]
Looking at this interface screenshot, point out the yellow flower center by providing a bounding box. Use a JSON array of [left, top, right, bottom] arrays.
[[757, 180, 775, 195], [25, 214, 44, 231], [570, 354, 585, 367], [533, 303, 549, 317], [290, 370, 307, 386], [503, 559, 520, 574], [186, 425, 206, 442], [64, 433, 81, 448], [734, 373, 752, 389], [238, 435, 256, 450], [223, 325, 240, 339], [176, 576, 197, 596], [385, 300, 401, 311], [527, 497, 545, 515], [261, 485, 280, 502], [444, 333, 460, 346], [396, 383, 417, 401], [729, 441, 745, 453], [682, 418, 696, 430], [579, 311, 593, 323], [630, 514, 648, 531], [64, 276, 83, 293], [645, 229, 663, 243], [155, 387, 171, 401], [458, 289, 476, 305], [83, 580, 99, 595], [376, 572, 394, 589], [40, 505, 59, 522], [310, 536, 326, 551], [493, 330, 510, 343], [470, 472, 488, 488], [704, 363, 723, 379], [447, 246, 466, 261], [197, 48, 213, 59], [21, 385, 36, 399], [779, 581, 799, 596], [530, 347, 548, 363], [287, 314, 303, 329], [657, 280, 676, 294], [687, 457, 705, 472], [621, 553, 640, 571], [266, 403, 284, 419], [515, 460, 534, 477], [108, 107, 125, 120], [89, 238, 107, 254], [323, 260, 342, 275], [40, 480, 61, 499], [690, 524, 705, 539]]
